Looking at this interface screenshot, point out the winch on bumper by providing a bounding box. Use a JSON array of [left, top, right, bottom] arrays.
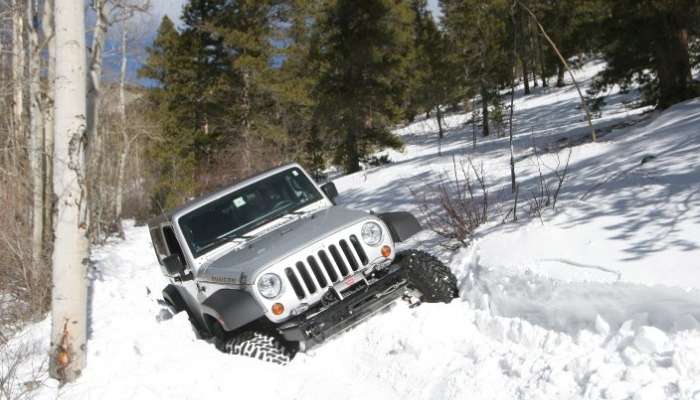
[[276, 263, 409, 343]]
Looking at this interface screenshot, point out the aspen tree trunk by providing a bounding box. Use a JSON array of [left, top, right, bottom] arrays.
[[86, 0, 108, 241], [42, 0, 56, 243], [49, 0, 89, 383], [0, 23, 4, 85], [11, 0, 24, 150], [86, 0, 107, 144], [27, 0, 45, 273], [114, 25, 129, 234]]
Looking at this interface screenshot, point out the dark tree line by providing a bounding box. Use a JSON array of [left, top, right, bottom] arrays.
[[141, 0, 700, 210]]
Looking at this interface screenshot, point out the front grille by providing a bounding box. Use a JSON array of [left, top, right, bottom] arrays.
[[286, 235, 370, 300]]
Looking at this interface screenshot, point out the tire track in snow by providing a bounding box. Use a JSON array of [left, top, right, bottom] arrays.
[[538, 258, 622, 281]]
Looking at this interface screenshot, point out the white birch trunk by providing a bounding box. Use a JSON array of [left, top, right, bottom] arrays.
[[49, 0, 89, 383], [11, 0, 24, 151], [86, 0, 108, 241], [27, 0, 45, 272], [114, 25, 128, 224], [42, 0, 56, 238], [86, 0, 107, 144], [0, 17, 4, 85]]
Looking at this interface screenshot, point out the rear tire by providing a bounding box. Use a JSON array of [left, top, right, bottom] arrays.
[[220, 331, 297, 365], [398, 250, 458, 303]]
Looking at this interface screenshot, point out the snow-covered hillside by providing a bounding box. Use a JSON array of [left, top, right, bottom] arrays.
[[6, 61, 700, 399]]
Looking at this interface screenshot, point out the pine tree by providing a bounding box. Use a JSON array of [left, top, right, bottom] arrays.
[[440, 0, 511, 137], [276, 0, 326, 175], [141, 1, 319, 207], [593, 0, 700, 108], [207, 0, 285, 173], [410, 0, 462, 139], [313, 0, 414, 173], [530, 0, 601, 86], [140, 16, 201, 209]]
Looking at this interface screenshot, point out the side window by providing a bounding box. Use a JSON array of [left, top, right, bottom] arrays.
[[285, 170, 315, 202], [150, 228, 168, 261], [162, 226, 187, 267]]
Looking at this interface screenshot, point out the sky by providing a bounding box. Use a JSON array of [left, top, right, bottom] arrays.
[[150, 0, 443, 26], [150, 0, 187, 25]]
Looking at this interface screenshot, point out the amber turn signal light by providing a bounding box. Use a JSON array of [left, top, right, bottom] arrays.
[[272, 303, 285, 315], [381, 245, 392, 258]]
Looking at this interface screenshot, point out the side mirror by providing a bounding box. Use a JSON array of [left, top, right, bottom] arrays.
[[321, 181, 338, 203], [163, 254, 186, 276]]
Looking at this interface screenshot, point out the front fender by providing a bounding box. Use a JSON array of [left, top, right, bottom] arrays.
[[379, 212, 423, 242], [201, 289, 265, 332]]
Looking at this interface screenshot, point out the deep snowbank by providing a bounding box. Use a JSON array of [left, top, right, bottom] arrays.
[[10, 223, 699, 400]]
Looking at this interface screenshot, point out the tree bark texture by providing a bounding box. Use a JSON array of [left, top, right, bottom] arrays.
[[49, 0, 89, 383]]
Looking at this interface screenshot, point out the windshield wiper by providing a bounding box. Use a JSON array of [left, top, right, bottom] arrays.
[[198, 232, 253, 254], [247, 203, 303, 230], [221, 232, 254, 242]]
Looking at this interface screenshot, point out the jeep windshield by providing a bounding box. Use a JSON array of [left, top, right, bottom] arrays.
[[179, 167, 324, 257]]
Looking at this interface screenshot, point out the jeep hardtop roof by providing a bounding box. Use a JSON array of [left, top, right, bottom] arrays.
[[147, 162, 309, 228]]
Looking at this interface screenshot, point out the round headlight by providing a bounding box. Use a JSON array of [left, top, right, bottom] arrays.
[[257, 273, 282, 299], [361, 221, 383, 247]]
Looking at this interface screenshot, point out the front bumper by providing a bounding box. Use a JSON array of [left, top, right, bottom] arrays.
[[277, 264, 408, 344]]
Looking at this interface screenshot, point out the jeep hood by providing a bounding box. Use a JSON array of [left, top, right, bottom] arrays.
[[198, 206, 370, 284]]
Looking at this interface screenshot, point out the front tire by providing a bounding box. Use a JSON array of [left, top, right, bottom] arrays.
[[398, 250, 458, 303], [220, 331, 297, 365]]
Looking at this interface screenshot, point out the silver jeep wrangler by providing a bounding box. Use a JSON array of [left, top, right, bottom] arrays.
[[148, 163, 457, 364]]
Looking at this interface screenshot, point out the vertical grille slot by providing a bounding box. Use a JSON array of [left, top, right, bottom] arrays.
[[349, 235, 368, 265], [328, 245, 349, 276], [296, 261, 317, 294], [307, 256, 328, 288], [318, 250, 339, 282], [285, 267, 305, 299], [339, 239, 359, 271]]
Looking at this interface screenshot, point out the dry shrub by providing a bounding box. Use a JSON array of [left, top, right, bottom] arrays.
[[412, 157, 489, 247], [0, 117, 51, 334], [0, 175, 52, 333], [0, 339, 47, 400], [526, 146, 571, 223]]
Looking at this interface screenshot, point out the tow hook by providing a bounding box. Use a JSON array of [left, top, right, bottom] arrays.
[[402, 291, 422, 308]]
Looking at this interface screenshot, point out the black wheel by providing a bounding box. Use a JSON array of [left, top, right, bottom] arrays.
[[220, 331, 297, 365], [162, 285, 186, 314], [398, 250, 458, 303]]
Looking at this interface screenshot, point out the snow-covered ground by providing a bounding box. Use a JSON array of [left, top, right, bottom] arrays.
[[4, 61, 700, 399]]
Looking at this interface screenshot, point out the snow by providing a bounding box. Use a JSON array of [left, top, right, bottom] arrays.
[[633, 326, 670, 355], [476, 99, 700, 289], [5, 60, 700, 399]]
